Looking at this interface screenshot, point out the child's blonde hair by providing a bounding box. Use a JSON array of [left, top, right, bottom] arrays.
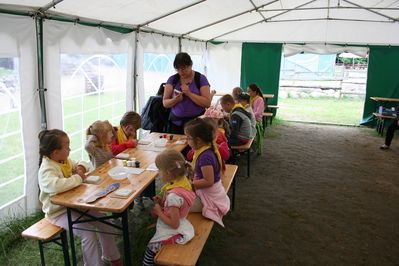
[[155, 149, 193, 180], [86, 120, 114, 147], [120, 111, 141, 129]]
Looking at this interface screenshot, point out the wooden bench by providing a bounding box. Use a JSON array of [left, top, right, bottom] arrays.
[[155, 164, 238, 266], [372, 112, 396, 136], [21, 218, 70, 266], [262, 112, 273, 129], [231, 138, 254, 178]]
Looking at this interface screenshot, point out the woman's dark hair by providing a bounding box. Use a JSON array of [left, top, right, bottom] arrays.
[[157, 83, 166, 96], [38, 129, 68, 166], [248, 83, 263, 98], [173, 52, 193, 69]]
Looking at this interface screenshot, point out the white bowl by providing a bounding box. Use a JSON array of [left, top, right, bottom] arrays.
[[108, 166, 144, 180]]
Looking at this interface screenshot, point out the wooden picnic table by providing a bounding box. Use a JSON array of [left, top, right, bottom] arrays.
[[51, 132, 187, 266]]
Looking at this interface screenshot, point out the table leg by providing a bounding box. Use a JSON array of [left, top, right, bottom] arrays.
[[67, 208, 77, 266], [121, 210, 131, 266]]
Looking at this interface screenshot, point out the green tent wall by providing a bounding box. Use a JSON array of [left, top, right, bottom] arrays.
[[240, 43, 282, 108], [362, 45, 399, 125]]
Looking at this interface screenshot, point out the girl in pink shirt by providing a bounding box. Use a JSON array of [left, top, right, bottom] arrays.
[[248, 83, 265, 154]]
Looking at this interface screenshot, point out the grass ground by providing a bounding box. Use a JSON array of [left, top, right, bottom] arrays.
[[276, 97, 365, 125]]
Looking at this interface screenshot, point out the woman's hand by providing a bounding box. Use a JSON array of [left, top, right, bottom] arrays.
[[181, 83, 191, 95], [174, 92, 183, 103]]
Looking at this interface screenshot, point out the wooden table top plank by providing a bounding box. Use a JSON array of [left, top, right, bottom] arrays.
[[370, 96, 399, 102], [213, 92, 274, 99], [372, 112, 397, 119]]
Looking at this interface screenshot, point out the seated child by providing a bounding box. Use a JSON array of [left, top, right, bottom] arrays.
[[248, 83, 265, 154], [85, 120, 114, 168], [38, 129, 122, 266], [143, 149, 196, 266], [111, 111, 141, 156], [184, 118, 230, 227], [232, 86, 243, 103], [236, 93, 256, 140], [187, 107, 230, 164], [220, 94, 252, 146]]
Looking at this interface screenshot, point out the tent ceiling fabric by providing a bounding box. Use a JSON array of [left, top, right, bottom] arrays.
[[1, 0, 399, 45]]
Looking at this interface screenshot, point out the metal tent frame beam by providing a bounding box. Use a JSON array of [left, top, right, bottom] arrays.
[[208, 0, 318, 41], [182, 0, 279, 37], [342, 0, 398, 22], [139, 0, 206, 28]]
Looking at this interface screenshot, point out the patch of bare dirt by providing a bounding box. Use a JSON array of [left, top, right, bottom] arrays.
[[200, 122, 399, 265]]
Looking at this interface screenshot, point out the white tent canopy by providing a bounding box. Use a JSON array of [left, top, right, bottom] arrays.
[[1, 0, 399, 45]]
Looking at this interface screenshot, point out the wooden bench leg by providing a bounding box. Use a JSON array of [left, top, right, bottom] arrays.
[[38, 240, 46, 266], [67, 209, 77, 266], [60, 231, 71, 266]]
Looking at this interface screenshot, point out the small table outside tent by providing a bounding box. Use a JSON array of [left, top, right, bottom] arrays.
[[51, 133, 187, 266], [370, 97, 399, 136]]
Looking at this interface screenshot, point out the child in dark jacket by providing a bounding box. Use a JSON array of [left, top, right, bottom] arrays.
[[220, 94, 252, 146]]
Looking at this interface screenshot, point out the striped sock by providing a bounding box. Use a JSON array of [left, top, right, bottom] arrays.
[[143, 248, 156, 266]]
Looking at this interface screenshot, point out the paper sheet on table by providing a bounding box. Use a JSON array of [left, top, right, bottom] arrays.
[[146, 163, 158, 171], [136, 142, 166, 152]]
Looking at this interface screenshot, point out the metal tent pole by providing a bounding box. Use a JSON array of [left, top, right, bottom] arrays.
[[133, 29, 139, 111], [35, 15, 47, 129]]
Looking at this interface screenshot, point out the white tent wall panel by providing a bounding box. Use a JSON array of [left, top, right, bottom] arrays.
[[43, 20, 136, 130], [136, 32, 179, 109], [181, 38, 207, 74], [206, 42, 242, 94], [0, 14, 40, 218]]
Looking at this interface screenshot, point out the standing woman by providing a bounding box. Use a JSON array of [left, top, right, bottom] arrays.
[[248, 83, 265, 154], [163, 52, 211, 134]]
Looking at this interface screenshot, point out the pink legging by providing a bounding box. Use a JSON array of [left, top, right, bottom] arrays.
[[50, 210, 120, 266]]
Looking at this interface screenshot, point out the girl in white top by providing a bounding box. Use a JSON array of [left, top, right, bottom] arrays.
[[38, 129, 122, 266], [85, 120, 114, 168], [143, 149, 196, 266]]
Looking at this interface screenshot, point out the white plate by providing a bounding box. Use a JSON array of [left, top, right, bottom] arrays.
[[115, 153, 130, 160], [108, 166, 145, 180], [154, 138, 167, 147], [138, 139, 152, 145]]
